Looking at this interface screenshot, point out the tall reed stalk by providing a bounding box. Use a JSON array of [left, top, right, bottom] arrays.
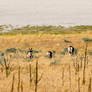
[[11, 74, 15, 92], [78, 77, 80, 92], [69, 65, 71, 88], [17, 66, 20, 92], [62, 67, 64, 86], [21, 80, 23, 92], [88, 78, 91, 92], [80, 56, 83, 69], [4, 59, 10, 77], [29, 64, 32, 87], [83, 42, 88, 85], [84, 42, 88, 70], [35, 60, 38, 92]]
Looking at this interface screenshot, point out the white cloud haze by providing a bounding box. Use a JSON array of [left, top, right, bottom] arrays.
[[0, 0, 92, 26]]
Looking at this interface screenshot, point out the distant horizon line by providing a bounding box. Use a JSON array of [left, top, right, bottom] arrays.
[[0, 24, 92, 27]]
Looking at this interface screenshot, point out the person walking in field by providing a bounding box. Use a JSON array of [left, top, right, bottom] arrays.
[[27, 48, 33, 59], [47, 51, 53, 58], [67, 46, 75, 56]]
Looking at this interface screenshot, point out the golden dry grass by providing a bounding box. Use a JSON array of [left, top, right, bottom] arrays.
[[0, 33, 92, 92], [0, 33, 92, 50]]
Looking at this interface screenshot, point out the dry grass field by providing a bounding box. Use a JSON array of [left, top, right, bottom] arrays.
[[0, 33, 92, 92]]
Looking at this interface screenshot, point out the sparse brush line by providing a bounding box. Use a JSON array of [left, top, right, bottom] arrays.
[[1, 25, 92, 35]]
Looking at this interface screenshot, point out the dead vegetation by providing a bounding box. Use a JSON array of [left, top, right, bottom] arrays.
[[0, 34, 92, 92]]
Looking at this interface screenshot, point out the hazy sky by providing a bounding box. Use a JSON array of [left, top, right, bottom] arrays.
[[0, 0, 92, 26]]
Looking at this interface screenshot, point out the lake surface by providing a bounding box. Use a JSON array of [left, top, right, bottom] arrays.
[[0, 0, 92, 26]]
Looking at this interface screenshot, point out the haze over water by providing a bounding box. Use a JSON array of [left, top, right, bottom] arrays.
[[0, 0, 92, 26]]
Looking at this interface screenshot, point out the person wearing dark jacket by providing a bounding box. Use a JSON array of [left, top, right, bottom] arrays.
[[48, 51, 53, 58]]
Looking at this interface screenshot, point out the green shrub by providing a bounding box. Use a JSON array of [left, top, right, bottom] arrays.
[[33, 50, 41, 53], [60, 51, 66, 55], [60, 48, 68, 55], [64, 40, 71, 43], [50, 58, 60, 66], [0, 51, 4, 56], [0, 56, 6, 64], [17, 49, 41, 54], [82, 38, 92, 42], [6, 48, 17, 53], [88, 50, 92, 55]]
